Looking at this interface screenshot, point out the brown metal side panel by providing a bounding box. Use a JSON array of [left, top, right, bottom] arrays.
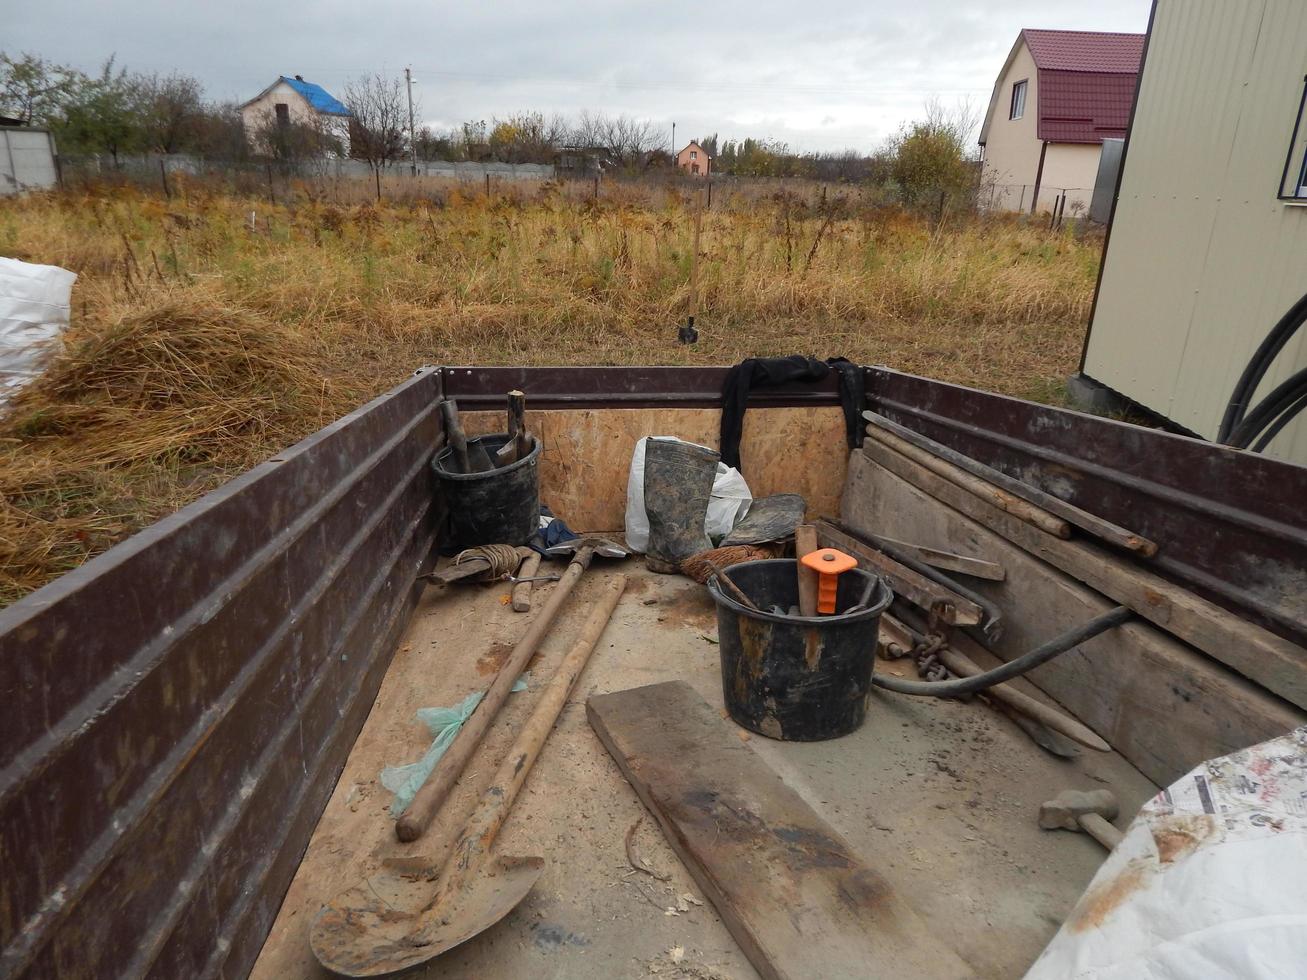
[[441, 364, 843, 408], [0, 368, 442, 980], [866, 367, 1307, 645]]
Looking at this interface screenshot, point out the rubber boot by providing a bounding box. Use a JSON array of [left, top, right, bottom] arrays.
[[643, 438, 720, 573]]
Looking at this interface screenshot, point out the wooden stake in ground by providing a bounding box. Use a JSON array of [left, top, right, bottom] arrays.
[[678, 190, 702, 343]]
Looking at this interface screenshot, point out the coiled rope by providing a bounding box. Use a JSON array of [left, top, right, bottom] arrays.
[[453, 544, 525, 581]]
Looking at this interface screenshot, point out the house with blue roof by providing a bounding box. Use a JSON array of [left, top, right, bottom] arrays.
[[240, 75, 352, 156]]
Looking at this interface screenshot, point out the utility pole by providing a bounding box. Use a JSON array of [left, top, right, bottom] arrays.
[[405, 66, 418, 177], [671, 121, 676, 159]]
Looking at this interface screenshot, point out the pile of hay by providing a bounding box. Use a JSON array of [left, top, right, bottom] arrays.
[[0, 291, 345, 603]]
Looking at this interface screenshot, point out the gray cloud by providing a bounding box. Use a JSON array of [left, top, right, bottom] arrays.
[[8, 0, 1149, 152]]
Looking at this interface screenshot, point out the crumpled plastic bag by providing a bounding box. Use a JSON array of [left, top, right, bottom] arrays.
[[624, 436, 752, 553], [380, 676, 529, 817]]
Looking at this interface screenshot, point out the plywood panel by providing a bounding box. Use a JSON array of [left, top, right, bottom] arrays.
[[465, 406, 847, 532]]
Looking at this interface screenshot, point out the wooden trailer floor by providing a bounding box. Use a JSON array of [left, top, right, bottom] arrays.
[[253, 562, 1158, 980]]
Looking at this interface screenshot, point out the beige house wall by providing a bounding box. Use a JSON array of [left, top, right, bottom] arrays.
[[1084, 0, 1307, 464], [240, 81, 349, 153], [980, 41, 1042, 210], [1037, 143, 1101, 214]]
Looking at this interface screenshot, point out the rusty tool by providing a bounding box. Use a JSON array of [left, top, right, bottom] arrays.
[[311, 575, 628, 976], [1038, 789, 1123, 850], [395, 535, 629, 842]]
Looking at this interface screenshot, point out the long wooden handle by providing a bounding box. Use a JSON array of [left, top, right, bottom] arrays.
[[511, 552, 542, 612], [795, 524, 819, 618], [863, 424, 1071, 539], [936, 646, 1110, 752], [396, 552, 588, 842], [1078, 812, 1123, 850], [429, 575, 627, 909]]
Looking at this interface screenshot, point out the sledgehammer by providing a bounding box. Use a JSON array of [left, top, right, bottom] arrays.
[[1038, 789, 1123, 850]]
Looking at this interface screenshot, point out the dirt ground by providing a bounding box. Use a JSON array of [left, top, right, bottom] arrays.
[[253, 562, 1157, 980]]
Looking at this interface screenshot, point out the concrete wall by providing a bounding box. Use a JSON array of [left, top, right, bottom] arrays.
[[980, 41, 1042, 208], [0, 128, 58, 195], [1084, 0, 1307, 464]]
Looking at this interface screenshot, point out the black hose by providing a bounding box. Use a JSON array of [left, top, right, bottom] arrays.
[[872, 605, 1134, 698], [1226, 364, 1307, 450], [1219, 290, 1307, 442], [1252, 387, 1307, 452]]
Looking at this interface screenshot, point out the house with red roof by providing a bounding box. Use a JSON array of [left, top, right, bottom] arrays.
[[978, 29, 1143, 214]]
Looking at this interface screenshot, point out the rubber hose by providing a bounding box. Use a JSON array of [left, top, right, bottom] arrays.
[[871, 605, 1134, 698], [1227, 364, 1307, 449], [1252, 387, 1307, 452], [1219, 290, 1307, 442]]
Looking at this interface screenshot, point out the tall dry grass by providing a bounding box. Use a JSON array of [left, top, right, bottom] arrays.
[[0, 178, 1101, 602]]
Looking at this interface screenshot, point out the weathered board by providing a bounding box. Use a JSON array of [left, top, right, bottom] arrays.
[[860, 438, 1307, 711], [587, 681, 973, 980], [464, 407, 847, 532], [844, 450, 1306, 785]]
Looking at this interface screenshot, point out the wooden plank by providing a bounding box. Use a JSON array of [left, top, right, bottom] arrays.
[[859, 440, 1307, 711], [864, 411, 1157, 555], [844, 451, 1306, 784], [813, 520, 985, 626], [873, 534, 1006, 581], [587, 681, 973, 980]]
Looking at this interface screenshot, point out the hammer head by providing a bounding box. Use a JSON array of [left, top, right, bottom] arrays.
[[546, 536, 630, 561], [1039, 789, 1119, 831]]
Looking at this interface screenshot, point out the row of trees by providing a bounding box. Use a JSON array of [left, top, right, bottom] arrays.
[[1, 51, 979, 205]]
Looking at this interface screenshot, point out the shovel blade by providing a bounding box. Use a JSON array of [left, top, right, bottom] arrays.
[[310, 854, 545, 976]]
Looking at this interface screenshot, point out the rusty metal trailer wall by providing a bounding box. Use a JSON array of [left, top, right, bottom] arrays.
[[867, 368, 1307, 648], [0, 368, 442, 979]]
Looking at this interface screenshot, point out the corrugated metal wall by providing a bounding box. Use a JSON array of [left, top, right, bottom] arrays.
[[1084, 0, 1307, 463], [0, 128, 58, 195]]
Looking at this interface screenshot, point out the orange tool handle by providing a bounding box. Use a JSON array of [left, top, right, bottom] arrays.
[[800, 548, 858, 614]]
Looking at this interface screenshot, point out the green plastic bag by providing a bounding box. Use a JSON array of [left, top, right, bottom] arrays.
[[380, 676, 529, 817]]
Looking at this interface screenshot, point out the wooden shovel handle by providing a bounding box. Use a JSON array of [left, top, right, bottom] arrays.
[[428, 575, 627, 909], [795, 524, 819, 617]]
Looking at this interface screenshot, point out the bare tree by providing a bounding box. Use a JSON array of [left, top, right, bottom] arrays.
[[138, 72, 204, 154], [570, 111, 658, 171], [251, 107, 339, 173], [344, 73, 407, 192]]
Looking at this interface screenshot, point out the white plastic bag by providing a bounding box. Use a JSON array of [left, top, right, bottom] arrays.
[[0, 257, 77, 406], [1026, 726, 1307, 980], [624, 436, 752, 553]]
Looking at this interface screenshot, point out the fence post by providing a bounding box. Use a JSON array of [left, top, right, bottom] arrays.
[[160, 159, 171, 199]]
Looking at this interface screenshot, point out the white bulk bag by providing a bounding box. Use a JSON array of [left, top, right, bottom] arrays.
[[0, 257, 77, 406]]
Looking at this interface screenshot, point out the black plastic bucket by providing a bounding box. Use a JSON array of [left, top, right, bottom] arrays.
[[431, 433, 542, 550], [708, 558, 891, 741]]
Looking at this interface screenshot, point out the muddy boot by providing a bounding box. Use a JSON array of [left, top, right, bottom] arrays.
[[643, 438, 720, 573]]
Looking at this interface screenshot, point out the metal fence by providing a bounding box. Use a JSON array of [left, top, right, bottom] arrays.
[[982, 183, 1095, 218]]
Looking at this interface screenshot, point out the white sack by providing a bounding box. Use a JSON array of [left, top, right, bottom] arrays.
[[0, 257, 77, 406], [624, 436, 752, 553], [1027, 726, 1307, 980]]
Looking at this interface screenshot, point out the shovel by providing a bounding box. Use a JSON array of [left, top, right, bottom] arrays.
[[310, 575, 628, 976]]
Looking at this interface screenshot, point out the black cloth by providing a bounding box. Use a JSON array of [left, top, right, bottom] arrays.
[[718, 356, 865, 471]]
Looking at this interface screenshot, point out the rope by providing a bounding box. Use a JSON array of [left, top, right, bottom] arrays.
[[453, 544, 524, 581]]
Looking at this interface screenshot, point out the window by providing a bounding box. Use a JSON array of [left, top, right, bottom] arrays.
[[1010, 79, 1027, 120], [274, 102, 290, 128], [690, 150, 697, 159], [1278, 75, 1307, 200]]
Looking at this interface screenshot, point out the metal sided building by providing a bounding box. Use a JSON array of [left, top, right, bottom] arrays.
[[1081, 0, 1307, 464]]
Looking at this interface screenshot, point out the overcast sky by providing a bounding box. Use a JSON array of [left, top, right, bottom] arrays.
[[9, 0, 1150, 153]]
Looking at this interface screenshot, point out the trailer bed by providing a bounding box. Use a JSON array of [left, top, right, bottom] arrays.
[[253, 563, 1157, 979]]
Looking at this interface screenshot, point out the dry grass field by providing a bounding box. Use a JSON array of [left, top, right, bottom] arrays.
[[0, 177, 1101, 602]]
